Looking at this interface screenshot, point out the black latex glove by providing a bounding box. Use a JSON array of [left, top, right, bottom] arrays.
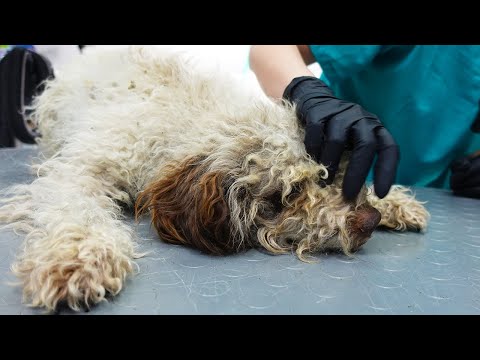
[[450, 150, 480, 199], [283, 76, 399, 200]]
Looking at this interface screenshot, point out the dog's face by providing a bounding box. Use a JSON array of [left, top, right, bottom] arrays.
[[135, 149, 381, 260], [248, 157, 382, 258]]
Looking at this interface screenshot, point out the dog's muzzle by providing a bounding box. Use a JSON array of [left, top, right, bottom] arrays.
[[349, 205, 382, 251]]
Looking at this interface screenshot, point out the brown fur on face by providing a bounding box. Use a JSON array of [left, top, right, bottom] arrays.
[[135, 156, 250, 255]]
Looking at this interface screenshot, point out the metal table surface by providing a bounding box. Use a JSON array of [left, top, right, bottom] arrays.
[[1, 148, 479, 315]]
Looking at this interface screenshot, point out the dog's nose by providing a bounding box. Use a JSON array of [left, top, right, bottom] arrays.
[[350, 205, 382, 251], [355, 206, 382, 236]]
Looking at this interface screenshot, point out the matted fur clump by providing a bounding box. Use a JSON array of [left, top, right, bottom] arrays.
[[0, 46, 429, 311]]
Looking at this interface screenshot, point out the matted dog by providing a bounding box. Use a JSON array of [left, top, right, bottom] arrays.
[[0, 46, 429, 311]]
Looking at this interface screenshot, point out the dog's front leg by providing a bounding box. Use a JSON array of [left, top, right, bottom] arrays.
[[0, 161, 138, 312]]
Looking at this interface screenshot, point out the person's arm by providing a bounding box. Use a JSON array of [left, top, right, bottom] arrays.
[[249, 45, 315, 100], [249, 45, 399, 200]]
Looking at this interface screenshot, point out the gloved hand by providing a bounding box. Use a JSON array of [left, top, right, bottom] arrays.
[[283, 76, 399, 200], [450, 150, 480, 199]]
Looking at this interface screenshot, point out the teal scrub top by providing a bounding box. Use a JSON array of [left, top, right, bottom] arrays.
[[309, 45, 480, 189]]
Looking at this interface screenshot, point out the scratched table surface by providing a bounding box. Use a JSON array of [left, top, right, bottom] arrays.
[[1, 147, 479, 315]]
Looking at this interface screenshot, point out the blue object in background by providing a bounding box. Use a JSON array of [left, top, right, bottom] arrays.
[[14, 45, 35, 50]]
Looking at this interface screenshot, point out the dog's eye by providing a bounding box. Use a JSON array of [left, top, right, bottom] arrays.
[[264, 191, 283, 214], [260, 182, 304, 220], [286, 182, 302, 203], [318, 179, 328, 188]]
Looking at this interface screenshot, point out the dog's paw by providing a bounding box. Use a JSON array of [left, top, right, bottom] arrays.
[[12, 240, 135, 312], [383, 199, 429, 231], [368, 185, 430, 232]]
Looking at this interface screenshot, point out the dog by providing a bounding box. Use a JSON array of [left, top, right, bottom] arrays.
[[0, 46, 429, 311]]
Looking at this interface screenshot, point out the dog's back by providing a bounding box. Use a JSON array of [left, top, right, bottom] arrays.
[[32, 46, 302, 190], [36, 47, 256, 144]]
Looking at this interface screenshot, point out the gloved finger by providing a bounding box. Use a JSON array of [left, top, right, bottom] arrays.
[[342, 119, 378, 200], [373, 127, 400, 199], [303, 116, 327, 163], [319, 118, 348, 185]]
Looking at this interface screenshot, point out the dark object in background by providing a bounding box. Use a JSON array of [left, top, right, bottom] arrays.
[[472, 102, 480, 133], [450, 103, 480, 198], [0, 47, 54, 148], [450, 150, 480, 199]]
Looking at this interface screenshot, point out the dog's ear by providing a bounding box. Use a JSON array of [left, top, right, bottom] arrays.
[[135, 156, 240, 255]]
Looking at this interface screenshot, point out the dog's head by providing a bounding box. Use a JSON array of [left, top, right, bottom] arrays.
[[135, 104, 381, 259]]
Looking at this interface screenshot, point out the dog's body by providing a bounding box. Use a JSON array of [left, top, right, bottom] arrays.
[[0, 47, 429, 311]]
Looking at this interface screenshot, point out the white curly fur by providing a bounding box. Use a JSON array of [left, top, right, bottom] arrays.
[[0, 46, 429, 311]]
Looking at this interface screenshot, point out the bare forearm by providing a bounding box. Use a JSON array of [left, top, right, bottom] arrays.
[[249, 45, 315, 100]]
